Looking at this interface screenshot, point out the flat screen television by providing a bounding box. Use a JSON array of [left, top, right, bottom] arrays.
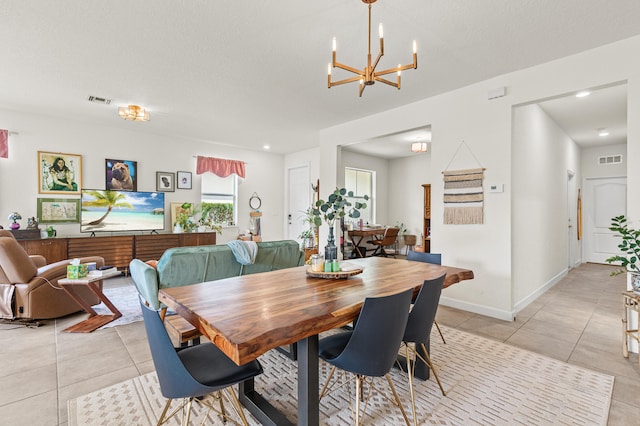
[[81, 189, 165, 233]]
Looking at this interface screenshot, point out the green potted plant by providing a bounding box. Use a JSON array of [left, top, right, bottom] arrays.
[[312, 188, 369, 261], [605, 214, 640, 292]]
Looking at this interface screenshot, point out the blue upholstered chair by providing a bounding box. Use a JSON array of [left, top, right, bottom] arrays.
[[400, 274, 447, 425], [140, 301, 263, 426], [318, 288, 413, 425], [405, 251, 446, 344]]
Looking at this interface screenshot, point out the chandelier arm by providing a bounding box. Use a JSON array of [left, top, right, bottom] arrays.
[[374, 62, 415, 77], [331, 76, 365, 87], [374, 76, 399, 88], [371, 51, 384, 75], [333, 61, 365, 76]]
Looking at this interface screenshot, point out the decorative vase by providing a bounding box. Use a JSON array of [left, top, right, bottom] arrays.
[[10, 222, 20, 230], [173, 224, 183, 233], [324, 226, 337, 262]]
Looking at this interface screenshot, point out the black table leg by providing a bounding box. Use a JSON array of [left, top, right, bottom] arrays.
[[298, 335, 320, 426]]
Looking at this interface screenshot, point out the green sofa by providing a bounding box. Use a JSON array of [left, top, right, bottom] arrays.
[[129, 240, 304, 310]]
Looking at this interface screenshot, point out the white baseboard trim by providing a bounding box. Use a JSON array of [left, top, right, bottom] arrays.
[[439, 296, 515, 321], [513, 268, 568, 316]]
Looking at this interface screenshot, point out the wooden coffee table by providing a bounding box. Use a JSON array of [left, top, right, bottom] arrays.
[[58, 270, 122, 333]]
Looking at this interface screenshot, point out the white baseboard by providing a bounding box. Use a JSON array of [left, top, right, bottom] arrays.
[[439, 296, 515, 321], [513, 268, 568, 316]]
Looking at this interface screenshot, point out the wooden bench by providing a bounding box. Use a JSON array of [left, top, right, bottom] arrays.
[[164, 314, 201, 347]]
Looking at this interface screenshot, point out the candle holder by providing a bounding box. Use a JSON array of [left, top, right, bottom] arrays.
[[8, 212, 22, 230]]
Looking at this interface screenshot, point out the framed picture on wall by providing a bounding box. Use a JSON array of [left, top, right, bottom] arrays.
[[38, 151, 82, 194], [37, 198, 81, 223], [105, 159, 138, 191], [156, 171, 175, 192], [177, 171, 192, 189]]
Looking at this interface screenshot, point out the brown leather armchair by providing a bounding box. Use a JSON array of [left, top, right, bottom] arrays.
[[0, 230, 105, 319], [368, 227, 401, 257]]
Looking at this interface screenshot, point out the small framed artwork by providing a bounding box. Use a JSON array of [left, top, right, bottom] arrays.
[[156, 171, 175, 192], [170, 202, 192, 227], [177, 171, 192, 189], [106, 159, 137, 191], [37, 198, 81, 223], [38, 151, 82, 195]]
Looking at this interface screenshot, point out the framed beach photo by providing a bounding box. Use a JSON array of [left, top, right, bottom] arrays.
[[156, 171, 175, 192], [177, 171, 192, 189], [106, 159, 138, 191], [37, 198, 81, 223], [38, 151, 82, 195]]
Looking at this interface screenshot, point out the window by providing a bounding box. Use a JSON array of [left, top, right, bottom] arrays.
[[345, 167, 374, 224], [201, 173, 237, 226]]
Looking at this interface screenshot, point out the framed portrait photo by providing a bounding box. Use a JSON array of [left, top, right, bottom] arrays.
[[156, 171, 175, 192], [37, 198, 81, 223], [106, 159, 137, 191], [177, 171, 192, 189], [38, 151, 82, 195]]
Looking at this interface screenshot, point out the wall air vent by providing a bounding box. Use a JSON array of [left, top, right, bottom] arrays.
[[598, 155, 623, 165], [87, 95, 112, 105]]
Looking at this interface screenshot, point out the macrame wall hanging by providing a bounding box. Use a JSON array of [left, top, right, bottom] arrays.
[[442, 141, 485, 225]]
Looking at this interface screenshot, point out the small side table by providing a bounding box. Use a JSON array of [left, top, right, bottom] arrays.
[[622, 291, 640, 364], [59, 270, 122, 333]]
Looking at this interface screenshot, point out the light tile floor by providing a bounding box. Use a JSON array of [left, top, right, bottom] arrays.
[[0, 263, 638, 425]]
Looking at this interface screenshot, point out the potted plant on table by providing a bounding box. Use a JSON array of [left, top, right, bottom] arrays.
[[605, 214, 640, 293], [312, 188, 369, 261]]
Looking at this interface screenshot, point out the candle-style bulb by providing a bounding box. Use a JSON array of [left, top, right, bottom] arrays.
[[378, 23, 383, 39], [413, 40, 417, 54], [327, 63, 332, 76], [397, 64, 402, 76], [332, 37, 336, 52]]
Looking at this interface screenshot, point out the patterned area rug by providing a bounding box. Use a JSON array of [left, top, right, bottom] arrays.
[[95, 282, 143, 329], [68, 326, 614, 425]]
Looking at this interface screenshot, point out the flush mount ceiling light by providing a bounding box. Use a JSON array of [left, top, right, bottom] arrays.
[[118, 105, 150, 122], [327, 0, 417, 97], [411, 141, 428, 153], [598, 128, 610, 137], [575, 91, 591, 98]]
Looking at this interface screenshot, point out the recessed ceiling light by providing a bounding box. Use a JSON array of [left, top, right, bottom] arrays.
[[598, 128, 609, 137], [575, 91, 591, 98], [263, 145, 270, 150]]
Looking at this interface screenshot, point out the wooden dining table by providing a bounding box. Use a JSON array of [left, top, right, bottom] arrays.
[[159, 256, 474, 426]]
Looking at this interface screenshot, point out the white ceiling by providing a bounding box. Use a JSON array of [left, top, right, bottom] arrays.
[[1, 1, 638, 156]]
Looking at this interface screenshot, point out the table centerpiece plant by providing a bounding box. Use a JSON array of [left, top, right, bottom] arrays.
[[605, 214, 640, 292], [312, 187, 369, 261]]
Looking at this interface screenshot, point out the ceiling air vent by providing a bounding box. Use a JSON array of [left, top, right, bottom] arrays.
[[598, 155, 623, 165], [87, 95, 112, 105]]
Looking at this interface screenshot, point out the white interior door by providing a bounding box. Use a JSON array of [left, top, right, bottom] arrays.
[[287, 165, 310, 242], [583, 177, 626, 264]]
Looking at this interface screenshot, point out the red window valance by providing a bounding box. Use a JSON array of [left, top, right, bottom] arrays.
[[196, 156, 246, 178]]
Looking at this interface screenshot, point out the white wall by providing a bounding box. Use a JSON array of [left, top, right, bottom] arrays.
[[512, 103, 581, 309], [319, 35, 640, 320], [581, 143, 627, 178], [0, 109, 286, 241]]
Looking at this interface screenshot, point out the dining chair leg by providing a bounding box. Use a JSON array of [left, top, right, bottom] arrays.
[[434, 319, 446, 344], [416, 343, 446, 396], [355, 375, 362, 426], [385, 373, 411, 425], [319, 365, 337, 400], [406, 344, 418, 426], [183, 397, 194, 426], [225, 386, 251, 426], [157, 399, 172, 426]]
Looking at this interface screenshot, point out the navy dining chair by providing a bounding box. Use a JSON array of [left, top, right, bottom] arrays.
[[140, 300, 263, 425], [318, 288, 413, 425]]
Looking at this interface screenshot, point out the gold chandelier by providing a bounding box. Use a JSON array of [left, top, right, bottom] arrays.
[[118, 105, 150, 122], [327, 0, 417, 97]]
